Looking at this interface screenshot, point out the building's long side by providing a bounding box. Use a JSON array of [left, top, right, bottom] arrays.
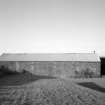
[[0, 61, 100, 78]]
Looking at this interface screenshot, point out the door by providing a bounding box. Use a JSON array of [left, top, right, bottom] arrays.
[[100, 57, 105, 76]]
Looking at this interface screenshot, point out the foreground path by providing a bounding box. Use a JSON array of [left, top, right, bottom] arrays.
[[0, 78, 105, 105]]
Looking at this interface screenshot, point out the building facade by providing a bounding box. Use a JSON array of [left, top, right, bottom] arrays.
[[0, 53, 100, 78]]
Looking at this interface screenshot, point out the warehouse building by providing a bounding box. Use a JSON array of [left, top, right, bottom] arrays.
[[0, 53, 100, 78]]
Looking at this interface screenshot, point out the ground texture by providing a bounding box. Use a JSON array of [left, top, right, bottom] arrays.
[[0, 73, 105, 105]]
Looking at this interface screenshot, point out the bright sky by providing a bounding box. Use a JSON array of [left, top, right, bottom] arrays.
[[0, 0, 105, 56]]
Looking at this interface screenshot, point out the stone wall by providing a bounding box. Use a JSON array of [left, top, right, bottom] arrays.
[[16, 61, 100, 78], [0, 61, 16, 71], [0, 61, 100, 78]]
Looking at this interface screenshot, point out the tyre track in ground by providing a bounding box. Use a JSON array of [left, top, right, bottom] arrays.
[[0, 79, 105, 105]]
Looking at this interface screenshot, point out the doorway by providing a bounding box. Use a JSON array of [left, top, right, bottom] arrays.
[[100, 57, 105, 76]]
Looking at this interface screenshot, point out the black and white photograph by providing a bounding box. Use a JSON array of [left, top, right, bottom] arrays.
[[0, 0, 105, 105]]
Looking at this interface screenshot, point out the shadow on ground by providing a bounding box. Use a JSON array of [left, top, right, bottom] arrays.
[[0, 71, 56, 87], [77, 82, 105, 93]]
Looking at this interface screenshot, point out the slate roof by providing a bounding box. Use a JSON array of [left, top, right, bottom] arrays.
[[0, 53, 100, 62]]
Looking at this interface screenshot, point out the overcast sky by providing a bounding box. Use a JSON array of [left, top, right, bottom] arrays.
[[0, 0, 105, 56]]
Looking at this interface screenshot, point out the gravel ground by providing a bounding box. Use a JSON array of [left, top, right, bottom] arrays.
[[0, 78, 105, 105]]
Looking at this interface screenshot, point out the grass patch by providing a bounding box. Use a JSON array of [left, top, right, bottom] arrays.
[[77, 82, 105, 93], [0, 71, 56, 86]]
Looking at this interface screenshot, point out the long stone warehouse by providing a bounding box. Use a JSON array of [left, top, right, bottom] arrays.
[[0, 53, 100, 78]]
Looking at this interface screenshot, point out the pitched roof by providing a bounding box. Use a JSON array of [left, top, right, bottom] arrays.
[[0, 53, 100, 62]]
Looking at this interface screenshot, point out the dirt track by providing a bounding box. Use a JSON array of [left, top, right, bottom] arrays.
[[0, 77, 105, 105]]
